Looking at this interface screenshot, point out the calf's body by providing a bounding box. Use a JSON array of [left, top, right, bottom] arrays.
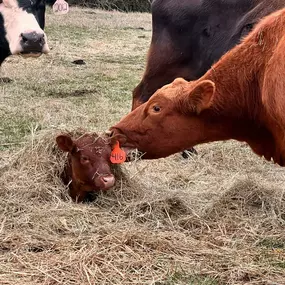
[[110, 8, 285, 166]]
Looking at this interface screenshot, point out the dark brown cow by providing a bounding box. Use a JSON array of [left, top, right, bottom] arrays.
[[110, 8, 285, 165], [56, 133, 117, 202], [132, 0, 285, 110]]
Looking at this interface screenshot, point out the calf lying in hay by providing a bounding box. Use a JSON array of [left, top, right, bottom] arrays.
[[56, 132, 122, 202], [0, 129, 128, 203]]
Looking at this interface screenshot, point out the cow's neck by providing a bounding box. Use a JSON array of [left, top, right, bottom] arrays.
[[196, 32, 282, 164]]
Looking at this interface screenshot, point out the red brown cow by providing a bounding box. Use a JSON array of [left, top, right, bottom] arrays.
[[56, 133, 117, 202], [133, 0, 285, 158], [110, 8, 285, 165]]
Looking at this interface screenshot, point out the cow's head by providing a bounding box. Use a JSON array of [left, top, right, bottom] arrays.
[[56, 133, 116, 202], [131, 0, 268, 110], [110, 78, 216, 159], [0, 0, 49, 61]]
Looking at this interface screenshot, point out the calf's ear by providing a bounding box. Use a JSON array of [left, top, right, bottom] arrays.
[[56, 134, 75, 152], [181, 80, 215, 114]]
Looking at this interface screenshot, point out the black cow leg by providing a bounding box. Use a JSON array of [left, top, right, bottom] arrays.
[[0, 77, 13, 83], [181, 148, 198, 159]]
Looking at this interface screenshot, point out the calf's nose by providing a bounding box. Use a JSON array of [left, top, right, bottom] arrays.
[[100, 175, 115, 190], [20, 32, 45, 53]]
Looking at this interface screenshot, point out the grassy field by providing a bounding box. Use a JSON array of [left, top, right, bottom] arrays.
[[0, 7, 285, 285]]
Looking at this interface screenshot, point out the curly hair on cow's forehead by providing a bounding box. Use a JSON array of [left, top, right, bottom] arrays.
[[75, 133, 111, 148]]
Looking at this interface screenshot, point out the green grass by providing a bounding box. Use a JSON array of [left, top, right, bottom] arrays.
[[258, 238, 285, 249], [0, 114, 40, 150], [46, 25, 92, 47]]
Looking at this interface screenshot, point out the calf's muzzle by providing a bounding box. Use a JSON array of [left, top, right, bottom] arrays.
[[95, 174, 115, 190]]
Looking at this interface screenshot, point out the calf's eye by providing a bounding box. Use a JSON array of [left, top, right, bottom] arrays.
[[153, 105, 161, 112]]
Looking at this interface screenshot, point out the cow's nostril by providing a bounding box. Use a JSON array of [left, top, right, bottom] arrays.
[[35, 34, 45, 43], [105, 130, 113, 137], [38, 34, 45, 44], [100, 175, 115, 189], [21, 33, 28, 43]]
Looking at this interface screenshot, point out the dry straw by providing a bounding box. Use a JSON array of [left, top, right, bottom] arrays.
[[0, 129, 285, 284]]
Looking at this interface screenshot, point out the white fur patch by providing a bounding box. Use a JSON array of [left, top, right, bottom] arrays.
[[0, 0, 49, 55]]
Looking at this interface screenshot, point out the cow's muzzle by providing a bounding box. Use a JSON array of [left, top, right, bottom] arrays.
[[106, 128, 138, 157], [19, 31, 49, 57]]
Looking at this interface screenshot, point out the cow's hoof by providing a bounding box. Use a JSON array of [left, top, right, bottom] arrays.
[[182, 148, 198, 158], [0, 77, 13, 83]]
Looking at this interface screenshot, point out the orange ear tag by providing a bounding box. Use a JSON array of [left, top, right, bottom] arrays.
[[110, 141, 126, 164], [53, 0, 69, 15]]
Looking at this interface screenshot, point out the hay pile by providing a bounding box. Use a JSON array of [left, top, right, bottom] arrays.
[[0, 130, 285, 284]]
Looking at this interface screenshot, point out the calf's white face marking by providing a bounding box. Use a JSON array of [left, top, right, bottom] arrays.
[[0, 0, 49, 55]]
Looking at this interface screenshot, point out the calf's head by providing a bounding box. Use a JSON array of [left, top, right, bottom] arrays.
[[0, 0, 49, 61], [110, 78, 216, 159], [56, 133, 116, 202]]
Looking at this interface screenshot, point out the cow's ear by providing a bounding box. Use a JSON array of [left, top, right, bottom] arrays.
[[172, 77, 188, 87], [183, 80, 215, 114], [56, 134, 75, 152], [109, 134, 127, 149], [3, 0, 14, 8]]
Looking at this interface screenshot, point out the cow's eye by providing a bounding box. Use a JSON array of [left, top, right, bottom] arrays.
[[80, 156, 90, 164], [152, 105, 161, 112], [202, 27, 211, 37], [241, 23, 254, 37], [25, 7, 33, 13]]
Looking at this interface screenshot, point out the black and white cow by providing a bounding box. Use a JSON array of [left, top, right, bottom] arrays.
[[0, 0, 50, 65]]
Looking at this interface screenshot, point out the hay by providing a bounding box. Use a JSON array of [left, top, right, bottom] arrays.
[[0, 130, 67, 203], [1, 131, 285, 284]]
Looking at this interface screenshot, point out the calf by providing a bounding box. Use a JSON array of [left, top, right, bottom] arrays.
[[56, 133, 116, 202], [0, 0, 49, 65], [110, 8, 285, 166]]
